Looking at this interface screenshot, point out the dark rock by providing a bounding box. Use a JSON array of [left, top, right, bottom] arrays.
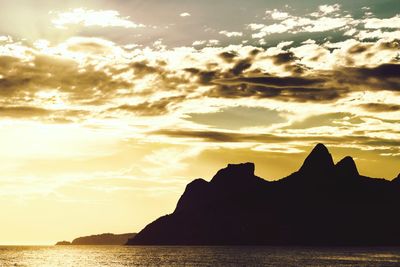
[[335, 156, 359, 177], [393, 173, 400, 183], [299, 143, 334, 175], [127, 143, 400, 246]]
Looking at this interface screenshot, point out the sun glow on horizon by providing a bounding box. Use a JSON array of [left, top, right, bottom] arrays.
[[0, 0, 399, 245]]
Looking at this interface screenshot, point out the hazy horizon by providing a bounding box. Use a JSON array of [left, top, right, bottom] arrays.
[[0, 0, 399, 245]]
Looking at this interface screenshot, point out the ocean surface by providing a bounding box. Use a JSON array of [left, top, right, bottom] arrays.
[[1, 246, 400, 266]]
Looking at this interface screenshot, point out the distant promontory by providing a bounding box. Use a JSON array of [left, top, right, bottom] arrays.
[[56, 233, 136, 245]]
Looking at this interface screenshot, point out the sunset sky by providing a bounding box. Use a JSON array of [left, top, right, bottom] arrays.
[[0, 0, 399, 245]]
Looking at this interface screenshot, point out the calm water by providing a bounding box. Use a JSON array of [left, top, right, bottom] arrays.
[[1, 246, 400, 266]]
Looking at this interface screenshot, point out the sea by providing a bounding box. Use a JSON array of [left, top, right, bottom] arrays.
[[1, 246, 400, 266]]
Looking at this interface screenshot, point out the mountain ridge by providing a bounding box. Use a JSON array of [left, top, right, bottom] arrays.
[[127, 143, 400, 246]]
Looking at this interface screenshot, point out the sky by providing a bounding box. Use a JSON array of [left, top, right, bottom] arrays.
[[0, 0, 399, 245]]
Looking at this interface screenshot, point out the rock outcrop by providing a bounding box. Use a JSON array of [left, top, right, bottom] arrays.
[[127, 144, 400, 246]]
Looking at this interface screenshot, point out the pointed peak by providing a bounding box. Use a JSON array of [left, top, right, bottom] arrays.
[[393, 173, 400, 183], [312, 143, 329, 154], [336, 156, 359, 177], [299, 143, 334, 174]]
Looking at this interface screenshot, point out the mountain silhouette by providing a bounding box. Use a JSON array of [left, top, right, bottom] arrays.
[[127, 144, 400, 246]]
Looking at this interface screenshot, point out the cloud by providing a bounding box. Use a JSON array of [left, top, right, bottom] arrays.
[[219, 51, 238, 62], [247, 5, 399, 44], [206, 84, 346, 102], [249, 5, 356, 39], [215, 76, 324, 87], [270, 51, 297, 65], [0, 52, 132, 105], [265, 9, 290, 20], [0, 106, 51, 118], [109, 96, 186, 116], [0, 34, 399, 160], [51, 8, 144, 29], [219, 31, 243, 37], [247, 23, 265, 31], [363, 15, 400, 29], [250, 16, 355, 38], [356, 30, 400, 40], [311, 4, 341, 17], [338, 64, 400, 91], [151, 128, 400, 149], [192, 40, 220, 46], [180, 12, 191, 17], [186, 106, 286, 130], [360, 103, 400, 112]]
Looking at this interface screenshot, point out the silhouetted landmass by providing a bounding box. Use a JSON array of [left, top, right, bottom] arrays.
[[56, 233, 136, 245], [55, 241, 71, 245], [127, 143, 400, 246]]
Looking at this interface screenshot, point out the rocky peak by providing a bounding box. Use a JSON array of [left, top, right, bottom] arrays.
[[335, 156, 359, 177], [299, 143, 334, 175]]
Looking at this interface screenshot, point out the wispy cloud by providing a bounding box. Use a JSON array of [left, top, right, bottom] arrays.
[[219, 31, 243, 37], [51, 8, 144, 29], [180, 12, 191, 17]]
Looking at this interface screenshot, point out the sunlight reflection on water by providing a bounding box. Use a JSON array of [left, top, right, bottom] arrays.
[[1, 246, 400, 266]]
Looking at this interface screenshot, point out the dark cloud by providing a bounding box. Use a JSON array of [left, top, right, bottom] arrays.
[[183, 51, 370, 103], [0, 106, 51, 118], [217, 76, 324, 87], [219, 51, 238, 63], [230, 58, 252, 75], [268, 51, 307, 75], [152, 129, 400, 150], [183, 60, 350, 102], [207, 84, 346, 102], [130, 61, 159, 78], [347, 44, 372, 54], [271, 52, 297, 65], [360, 103, 400, 112], [184, 68, 218, 84], [208, 74, 344, 102], [336, 63, 400, 92], [379, 39, 400, 50], [354, 64, 400, 79], [1, 39, 399, 125], [197, 71, 218, 84], [0, 54, 133, 104], [201, 61, 400, 102], [109, 96, 185, 116], [249, 49, 261, 57], [153, 129, 317, 143], [0, 106, 89, 123]]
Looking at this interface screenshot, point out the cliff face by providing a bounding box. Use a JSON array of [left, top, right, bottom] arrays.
[[127, 143, 400, 246]]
